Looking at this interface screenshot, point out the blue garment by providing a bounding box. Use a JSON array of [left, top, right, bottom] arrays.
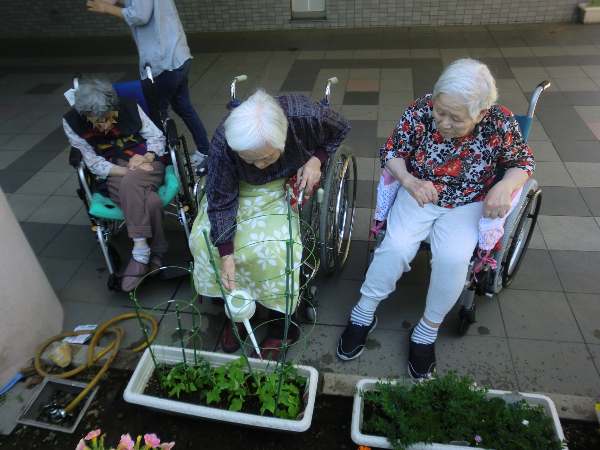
[[122, 0, 191, 79], [154, 60, 209, 154]]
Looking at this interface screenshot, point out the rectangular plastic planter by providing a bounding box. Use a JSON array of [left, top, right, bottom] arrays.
[[123, 345, 319, 432], [351, 378, 567, 450]]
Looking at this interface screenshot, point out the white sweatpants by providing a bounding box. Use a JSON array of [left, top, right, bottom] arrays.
[[360, 188, 483, 324]]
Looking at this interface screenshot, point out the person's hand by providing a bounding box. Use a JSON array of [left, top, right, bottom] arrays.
[[403, 175, 439, 207], [296, 156, 321, 198], [484, 181, 513, 219], [128, 154, 147, 170], [86, 0, 110, 14], [138, 162, 154, 172], [220, 255, 236, 291]]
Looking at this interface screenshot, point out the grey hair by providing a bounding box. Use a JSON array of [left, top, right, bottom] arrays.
[[74, 78, 119, 117], [433, 58, 498, 120], [224, 89, 288, 153]]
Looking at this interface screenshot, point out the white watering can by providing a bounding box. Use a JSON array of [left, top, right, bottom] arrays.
[[224, 289, 262, 359]]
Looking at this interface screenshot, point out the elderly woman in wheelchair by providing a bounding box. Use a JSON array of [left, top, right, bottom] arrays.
[[62, 78, 169, 292], [189, 89, 350, 358], [337, 59, 536, 380]]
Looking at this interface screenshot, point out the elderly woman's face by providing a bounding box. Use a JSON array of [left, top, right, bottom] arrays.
[[432, 94, 485, 139], [238, 145, 282, 169], [87, 111, 118, 134]]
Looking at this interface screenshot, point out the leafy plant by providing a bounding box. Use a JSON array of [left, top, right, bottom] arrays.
[[206, 356, 250, 411], [158, 361, 211, 399], [157, 356, 306, 419], [252, 363, 305, 419], [362, 373, 565, 450]]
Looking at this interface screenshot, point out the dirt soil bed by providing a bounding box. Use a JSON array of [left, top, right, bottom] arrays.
[[0, 369, 598, 450], [0, 369, 354, 450]]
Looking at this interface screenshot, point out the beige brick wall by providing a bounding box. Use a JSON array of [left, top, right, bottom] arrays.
[[0, 0, 581, 38]]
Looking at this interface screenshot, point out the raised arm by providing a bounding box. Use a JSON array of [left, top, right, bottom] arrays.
[[87, 0, 154, 26]]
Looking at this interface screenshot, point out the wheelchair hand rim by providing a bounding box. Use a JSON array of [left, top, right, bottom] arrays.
[[501, 189, 542, 286], [334, 154, 357, 267]]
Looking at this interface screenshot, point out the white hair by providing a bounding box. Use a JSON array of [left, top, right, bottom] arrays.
[[433, 58, 498, 120], [224, 89, 288, 153], [74, 78, 119, 117]]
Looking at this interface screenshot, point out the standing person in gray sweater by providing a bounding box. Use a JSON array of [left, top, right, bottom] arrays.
[[87, 0, 210, 171]]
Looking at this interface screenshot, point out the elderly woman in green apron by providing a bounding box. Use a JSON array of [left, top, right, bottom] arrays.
[[189, 89, 350, 357]]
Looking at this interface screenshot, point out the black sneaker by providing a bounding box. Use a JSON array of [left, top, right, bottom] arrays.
[[407, 331, 436, 380], [336, 316, 378, 361]]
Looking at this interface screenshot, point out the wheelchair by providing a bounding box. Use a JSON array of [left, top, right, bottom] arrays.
[[67, 68, 198, 290], [370, 80, 550, 335], [215, 75, 358, 321]]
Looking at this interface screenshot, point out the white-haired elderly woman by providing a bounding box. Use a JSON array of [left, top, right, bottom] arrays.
[[62, 78, 167, 292], [337, 59, 535, 379], [189, 89, 350, 357]]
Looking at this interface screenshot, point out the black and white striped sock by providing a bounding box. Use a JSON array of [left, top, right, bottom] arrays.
[[349, 296, 379, 326], [411, 318, 438, 345]]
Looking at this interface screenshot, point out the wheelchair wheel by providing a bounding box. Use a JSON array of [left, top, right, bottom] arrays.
[[319, 151, 357, 275], [107, 273, 120, 291], [488, 179, 542, 294], [166, 119, 197, 218], [107, 243, 121, 273], [458, 304, 476, 336]]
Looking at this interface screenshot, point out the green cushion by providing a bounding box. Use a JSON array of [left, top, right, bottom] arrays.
[[88, 165, 180, 220]]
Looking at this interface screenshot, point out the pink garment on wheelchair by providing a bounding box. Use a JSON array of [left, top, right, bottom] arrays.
[[477, 187, 523, 251], [374, 168, 400, 222]]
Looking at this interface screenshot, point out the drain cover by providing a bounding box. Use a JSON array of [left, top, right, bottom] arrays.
[[17, 377, 98, 434]]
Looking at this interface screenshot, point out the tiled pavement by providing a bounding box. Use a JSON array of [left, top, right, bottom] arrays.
[[2, 23, 600, 399]]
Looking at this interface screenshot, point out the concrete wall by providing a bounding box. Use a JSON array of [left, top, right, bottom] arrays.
[[0, 189, 63, 386], [0, 0, 581, 38]]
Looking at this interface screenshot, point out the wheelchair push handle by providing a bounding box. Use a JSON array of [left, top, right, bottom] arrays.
[[144, 64, 154, 83], [526, 80, 551, 118], [230, 74, 248, 101], [323, 77, 338, 106]]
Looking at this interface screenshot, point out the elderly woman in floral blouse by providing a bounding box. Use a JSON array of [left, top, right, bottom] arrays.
[[190, 89, 350, 357], [337, 59, 535, 379]]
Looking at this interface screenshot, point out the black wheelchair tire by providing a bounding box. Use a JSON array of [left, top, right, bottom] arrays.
[[458, 304, 476, 336], [501, 188, 542, 289], [107, 243, 121, 273], [166, 121, 197, 219], [319, 151, 357, 275], [107, 273, 120, 291]]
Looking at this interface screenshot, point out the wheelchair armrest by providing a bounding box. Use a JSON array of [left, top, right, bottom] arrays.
[[69, 147, 83, 168]]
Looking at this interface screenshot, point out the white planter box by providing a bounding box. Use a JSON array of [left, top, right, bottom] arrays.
[[351, 378, 567, 450], [124, 345, 319, 432], [579, 3, 600, 23]]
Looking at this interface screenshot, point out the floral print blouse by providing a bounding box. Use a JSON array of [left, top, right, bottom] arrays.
[[381, 94, 535, 208]]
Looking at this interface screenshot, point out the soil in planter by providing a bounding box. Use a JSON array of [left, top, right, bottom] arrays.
[[0, 369, 357, 450], [144, 362, 307, 419]]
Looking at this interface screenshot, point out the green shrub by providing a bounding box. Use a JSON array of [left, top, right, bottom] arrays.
[[362, 373, 565, 450]]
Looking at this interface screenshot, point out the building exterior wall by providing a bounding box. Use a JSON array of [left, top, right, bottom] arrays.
[[0, 0, 581, 38]]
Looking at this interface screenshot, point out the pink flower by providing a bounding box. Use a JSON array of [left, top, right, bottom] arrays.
[[84, 429, 102, 441], [75, 439, 89, 450], [159, 443, 175, 450], [117, 434, 135, 450], [144, 433, 161, 448], [474, 435, 483, 444]]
